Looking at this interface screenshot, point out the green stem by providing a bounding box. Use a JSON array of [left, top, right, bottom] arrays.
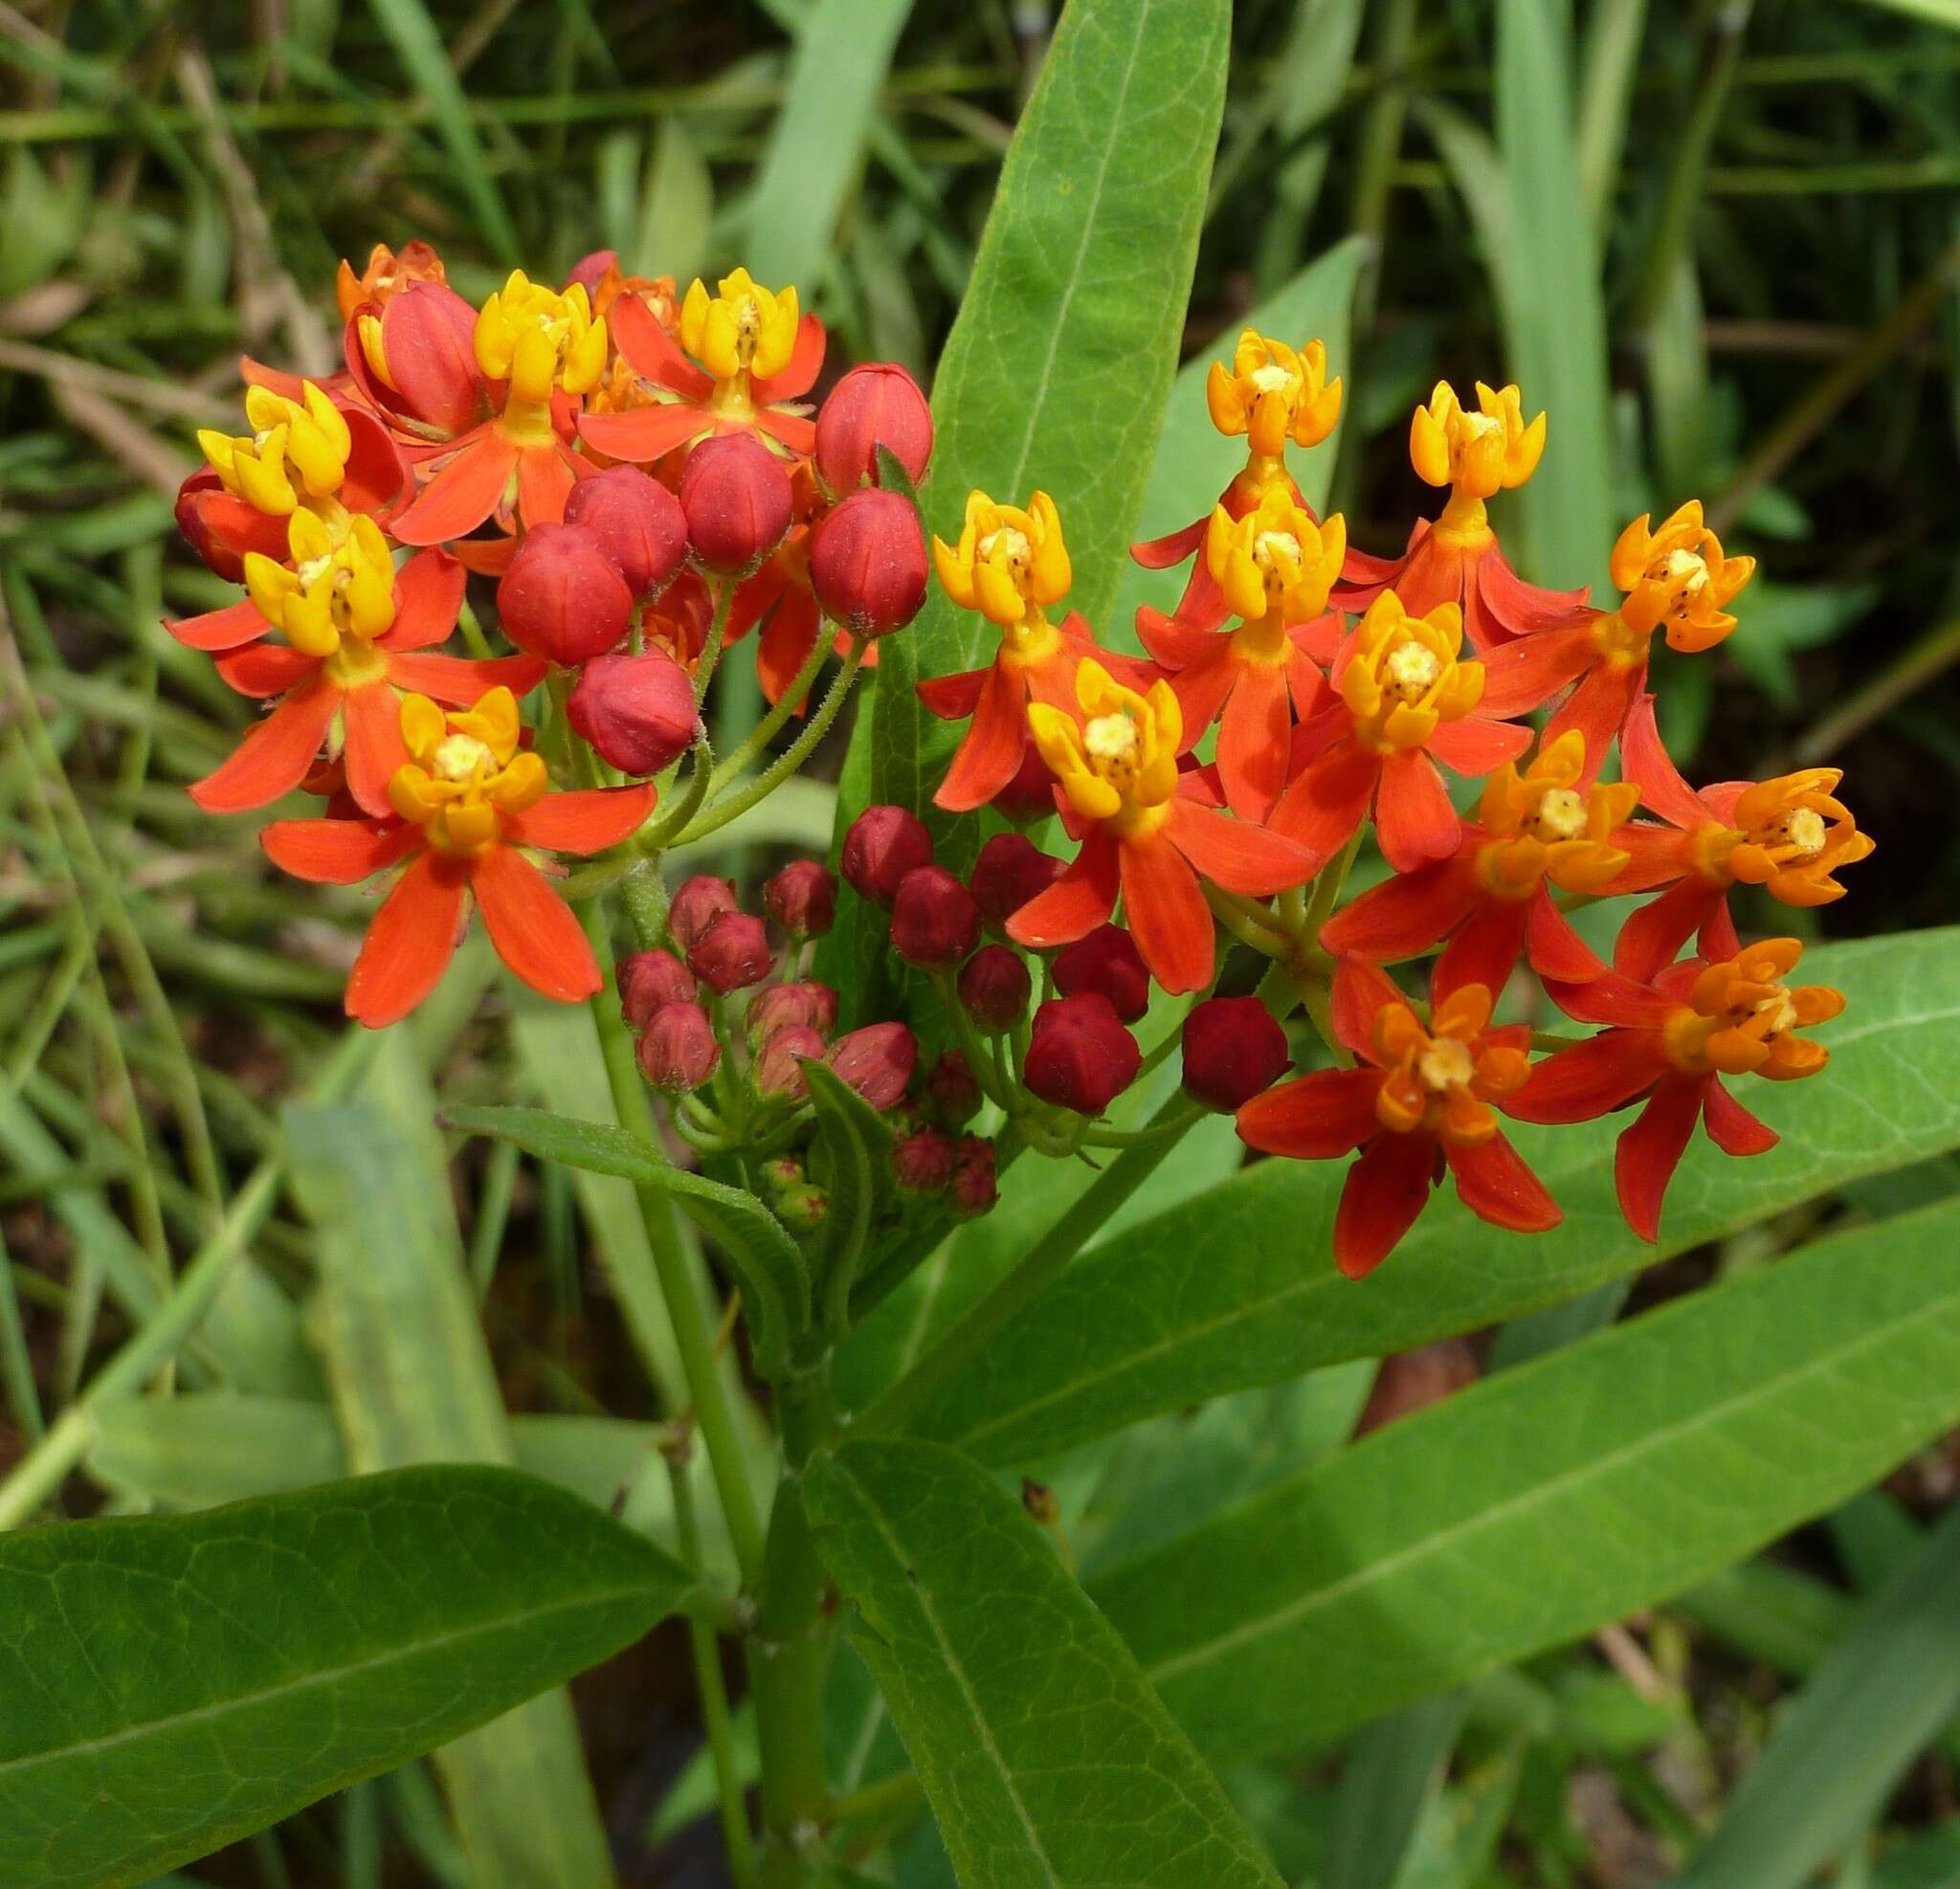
[[681, 646, 866, 846], [711, 632, 835, 791], [1079, 1099, 1205, 1149], [582, 903, 768, 1587], [856, 1094, 1200, 1438], [693, 578, 739, 705]]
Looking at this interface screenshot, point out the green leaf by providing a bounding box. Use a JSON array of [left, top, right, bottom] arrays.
[[802, 1060, 894, 1337], [1670, 1501, 1960, 1889], [744, 0, 913, 296], [442, 1100, 810, 1377], [0, 1465, 693, 1889], [634, 116, 713, 286], [909, 928, 1960, 1463], [1087, 1194, 1960, 1762], [805, 1437, 1285, 1888], [1106, 237, 1367, 655]]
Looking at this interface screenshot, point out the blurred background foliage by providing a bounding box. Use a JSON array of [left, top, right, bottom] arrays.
[[2, 0, 1959, 1885]]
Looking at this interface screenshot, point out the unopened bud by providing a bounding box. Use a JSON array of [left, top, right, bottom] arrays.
[[891, 1125, 954, 1196], [815, 363, 934, 494], [841, 805, 933, 908], [636, 1001, 720, 1095], [679, 433, 793, 574], [776, 1180, 828, 1232], [761, 1155, 806, 1193], [890, 864, 980, 968], [764, 859, 837, 940], [754, 1024, 826, 1100], [957, 944, 1032, 1032], [1182, 996, 1290, 1113], [562, 463, 688, 599], [922, 1049, 984, 1128], [826, 1022, 916, 1112], [969, 833, 1062, 937], [497, 522, 635, 665], [1053, 923, 1150, 1024], [809, 488, 928, 636], [667, 875, 739, 952], [687, 910, 775, 994], [747, 980, 839, 1045], [618, 947, 696, 1029], [1023, 993, 1140, 1117], [568, 650, 701, 776], [950, 1136, 997, 1219]]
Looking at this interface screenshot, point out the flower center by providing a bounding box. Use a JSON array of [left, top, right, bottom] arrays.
[[1381, 639, 1440, 704], [978, 525, 1031, 569], [1255, 528, 1302, 570], [1761, 806, 1827, 856], [1522, 787, 1588, 844], [1083, 710, 1141, 790], [1249, 362, 1297, 396], [432, 732, 496, 784], [1659, 546, 1710, 597], [1417, 1036, 1475, 1093]]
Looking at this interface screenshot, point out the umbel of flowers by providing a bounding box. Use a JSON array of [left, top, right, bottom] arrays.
[[172, 245, 1870, 1280]]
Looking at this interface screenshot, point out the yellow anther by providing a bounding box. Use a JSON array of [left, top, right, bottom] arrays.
[[679, 267, 800, 383], [1028, 660, 1181, 836], [935, 490, 1071, 631], [1205, 485, 1345, 625], [1206, 331, 1342, 457], [474, 273, 607, 408], [390, 689, 544, 856], [1410, 381, 1546, 529]]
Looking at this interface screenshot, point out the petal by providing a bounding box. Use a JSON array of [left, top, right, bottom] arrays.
[[1008, 832, 1120, 949], [1166, 639, 1238, 747], [917, 666, 991, 721], [339, 405, 408, 514], [1544, 661, 1642, 775], [345, 851, 469, 1028], [1118, 832, 1214, 994], [189, 683, 342, 813], [1601, 821, 1696, 895], [1334, 1130, 1439, 1278], [1446, 1131, 1562, 1233], [216, 643, 320, 700], [1702, 1077, 1779, 1157], [261, 816, 419, 885], [517, 439, 577, 529], [610, 293, 714, 397], [1434, 896, 1530, 999], [1508, 1029, 1664, 1125], [935, 660, 1030, 812], [341, 679, 409, 818], [1475, 548, 1590, 637], [1163, 798, 1316, 898], [1236, 1066, 1384, 1160], [390, 433, 520, 545], [1331, 954, 1414, 1060], [376, 548, 466, 652], [167, 597, 269, 652], [1425, 714, 1534, 777], [1322, 856, 1478, 963], [503, 784, 656, 855], [1613, 877, 1719, 984], [1619, 692, 1713, 831], [757, 589, 823, 710], [1524, 889, 1609, 984], [578, 402, 709, 463], [1216, 659, 1290, 822], [1542, 965, 1682, 1029], [469, 844, 602, 1002], [1699, 898, 1741, 963], [1614, 1076, 1705, 1242], [1474, 622, 1594, 717], [384, 650, 548, 704], [751, 314, 827, 403], [752, 408, 817, 455], [1130, 516, 1207, 570], [1374, 750, 1460, 873], [1270, 735, 1378, 867], [1135, 603, 1221, 669]]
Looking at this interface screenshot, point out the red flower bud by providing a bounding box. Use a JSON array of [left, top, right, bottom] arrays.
[[1181, 996, 1290, 1113], [754, 1024, 826, 1100], [747, 980, 838, 1045], [668, 876, 739, 952], [618, 947, 696, 1029], [687, 910, 775, 994], [969, 833, 1063, 937], [679, 433, 792, 574], [809, 488, 928, 636], [841, 805, 933, 908], [815, 363, 934, 494], [563, 464, 688, 599], [891, 1124, 954, 1195], [949, 1135, 997, 1220], [567, 650, 700, 776], [497, 522, 635, 665], [957, 944, 1032, 1032], [826, 1022, 916, 1112], [764, 859, 837, 940], [922, 1049, 984, 1128], [1053, 923, 1151, 1024], [890, 864, 980, 967], [636, 1001, 720, 1095], [1023, 993, 1140, 1118]]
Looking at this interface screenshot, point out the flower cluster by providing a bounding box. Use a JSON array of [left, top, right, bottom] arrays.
[[917, 332, 1871, 1274], [169, 245, 932, 1028]]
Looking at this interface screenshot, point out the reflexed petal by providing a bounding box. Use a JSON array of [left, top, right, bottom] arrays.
[[1331, 954, 1412, 1061], [341, 680, 410, 818], [1614, 1075, 1706, 1241], [578, 402, 709, 462], [1702, 1077, 1779, 1157], [1236, 1066, 1383, 1160], [167, 598, 270, 652], [189, 682, 342, 813], [1435, 895, 1530, 999], [1544, 660, 1643, 775], [1215, 659, 1290, 822], [1163, 798, 1315, 898], [390, 433, 520, 545], [385, 651, 548, 703], [1619, 692, 1714, 831], [916, 666, 990, 721], [1135, 603, 1221, 669], [1270, 735, 1378, 867], [1007, 831, 1120, 949], [751, 313, 827, 403], [216, 643, 319, 700], [377, 548, 466, 652], [609, 293, 714, 397], [1508, 1028, 1664, 1125], [1374, 750, 1459, 873], [1614, 876, 1720, 984], [469, 844, 602, 1001], [516, 440, 578, 529], [1424, 714, 1534, 777], [503, 784, 656, 855], [1334, 1130, 1438, 1278], [1446, 1131, 1562, 1233], [753, 408, 816, 455], [1475, 549, 1590, 639], [1474, 620, 1594, 717], [1130, 516, 1207, 570], [1118, 830, 1214, 994], [1524, 889, 1609, 984], [261, 816, 419, 885], [757, 589, 823, 711], [936, 660, 1030, 812], [345, 850, 469, 1028], [1322, 856, 1477, 963]]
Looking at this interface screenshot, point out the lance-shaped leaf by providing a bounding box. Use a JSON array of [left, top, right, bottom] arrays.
[[906, 928, 1960, 1463], [1086, 1195, 1960, 1763], [806, 1436, 1284, 1889], [443, 1101, 810, 1377], [0, 1465, 693, 1889]]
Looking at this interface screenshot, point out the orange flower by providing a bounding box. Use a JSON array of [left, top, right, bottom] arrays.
[[578, 267, 824, 465], [1598, 694, 1872, 980], [1511, 939, 1842, 1241], [1321, 730, 1637, 994], [1236, 959, 1557, 1278], [1006, 660, 1314, 993], [1271, 591, 1532, 873], [260, 688, 652, 1028]]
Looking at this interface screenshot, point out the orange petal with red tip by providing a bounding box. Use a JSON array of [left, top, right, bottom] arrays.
[[1375, 749, 1459, 873], [1614, 1075, 1705, 1241], [517, 440, 578, 530], [377, 548, 466, 653], [1614, 876, 1721, 984], [1509, 1028, 1664, 1125], [1445, 1131, 1562, 1233], [609, 293, 713, 398], [1424, 715, 1534, 778], [1118, 830, 1214, 995], [1334, 1129, 1439, 1278], [1323, 856, 1477, 963], [751, 314, 826, 404], [1236, 1065, 1384, 1161], [1331, 955, 1414, 1062], [1702, 1076, 1778, 1156], [167, 598, 269, 652], [503, 784, 655, 855], [1476, 549, 1590, 640], [1131, 516, 1208, 571], [217, 643, 320, 700], [1475, 620, 1594, 717], [262, 816, 420, 885], [340, 680, 409, 818], [391, 433, 521, 545], [1011, 830, 1122, 951], [1215, 659, 1290, 822], [189, 682, 342, 813], [936, 660, 1030, 812], [1163, 798, 1314, 898], [385, 650, 548, 705], [579, 402, 710, 464], [1619, 693, 1711, 831], [1271, 734, 1379, 866], [346, 851, 470, 1028], [468, 844, 602, 1002], [1435, 895, 1530, 998]]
